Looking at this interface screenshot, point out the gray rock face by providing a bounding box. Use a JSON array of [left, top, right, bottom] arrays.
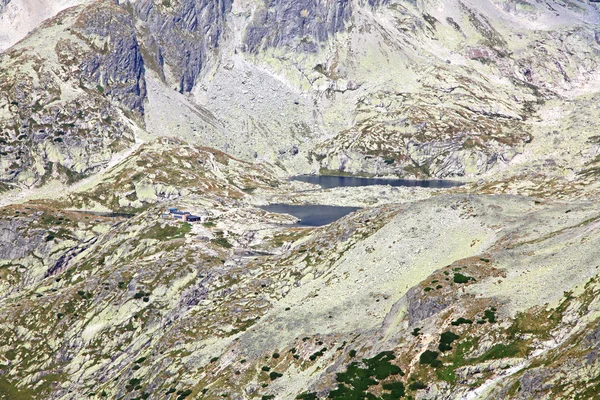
[[77, 2, 147, 115], [405, 285, 450, 325], [244, 0, 351, 53], [132, 0, 232, 92], [0, 0, 10, 13], [0, 219, 42, 260]]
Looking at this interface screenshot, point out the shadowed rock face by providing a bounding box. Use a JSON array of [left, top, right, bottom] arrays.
[[132, 0, 233, 92], [244, 0, 352, 53], [76, 2, 147, 115], [0, 0, 10, 13]]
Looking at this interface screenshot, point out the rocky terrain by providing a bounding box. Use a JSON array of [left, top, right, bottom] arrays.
[[1, 0, 600, 399]]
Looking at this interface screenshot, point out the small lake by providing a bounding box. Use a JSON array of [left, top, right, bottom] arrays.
[[260, 204, 360, 227], [291, 175, 463, 189]]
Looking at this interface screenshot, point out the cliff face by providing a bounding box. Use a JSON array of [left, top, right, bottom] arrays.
[[131, 0, 233, 92], [76, 2, 147, 115], [244, 0, 352, 53]]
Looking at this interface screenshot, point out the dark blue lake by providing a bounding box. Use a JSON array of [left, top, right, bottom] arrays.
[[291, 175, 463, 189], [260, 204, 360, 227]]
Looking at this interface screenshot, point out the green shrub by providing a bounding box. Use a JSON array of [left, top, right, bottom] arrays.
[[453, 273, 474, 284], [382, 381, 405, 398], [451, 317, 473, 326], [484, 309, 497, 323], [419, 350, 441, 367], [409, 381, 427, 390], [309, 348, 327, 361], [176, 389, 192, 399], [296, 393, 318, 400], [438, 331, 459, 352], [269, 372, 283, 380]]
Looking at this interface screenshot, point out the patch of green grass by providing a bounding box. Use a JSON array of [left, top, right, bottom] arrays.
[[141, 223, 189, 241], [211, 237, 233, 249], [0, 375, 36, 399], [477, 342, 523, 362], [436, 364, 457, 383]]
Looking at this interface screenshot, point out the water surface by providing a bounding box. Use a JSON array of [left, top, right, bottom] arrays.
[[291, 175, 463, 189], [260, 204, 360, 227]]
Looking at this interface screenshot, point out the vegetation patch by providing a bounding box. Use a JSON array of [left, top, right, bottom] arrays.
[[211, 237, 233, 249], [269, 371, 283, 380], [438, 331, 460, 352], [419, 350, 442, 368], [328, 351, 404, 398], [451, 317, 473, 326], [309, 347, 327, 361], [453, 273, 475, 284]]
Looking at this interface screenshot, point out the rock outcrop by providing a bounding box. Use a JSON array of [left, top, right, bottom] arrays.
[[0, 1, 145, 187]]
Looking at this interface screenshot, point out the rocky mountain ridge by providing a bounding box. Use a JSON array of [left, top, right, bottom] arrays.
[[3, 0, 600, 190]]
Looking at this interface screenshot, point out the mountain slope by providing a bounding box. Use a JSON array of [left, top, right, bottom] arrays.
[[2, 0, 600, 399]]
